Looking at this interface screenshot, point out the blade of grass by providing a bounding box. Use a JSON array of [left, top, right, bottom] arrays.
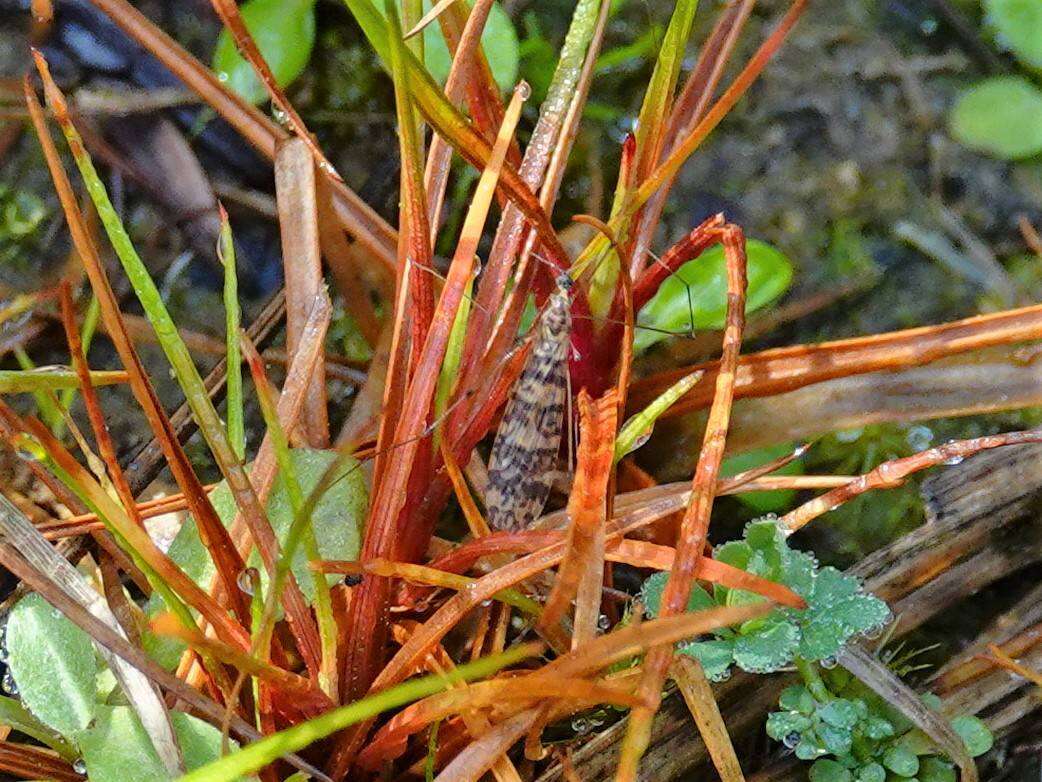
[[274, 138, 330, 447], [12, 348, 64, 431], [670, 655, 745, 781], [0, 367, 126, 392], [339, 80, 527, 708], [34, 53, 322, 671], [615, 369, 704, 462], [240, 332, 339, 699], [177, 643, 542, 782], [24, 71, 253, 627], [218, 207, 245, 460], [589, 0, 699, 314], [616, 226, 747, 782], [538, 390, 616, 645]]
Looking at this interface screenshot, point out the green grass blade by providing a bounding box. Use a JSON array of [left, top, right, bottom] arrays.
[[178, 643, 542, 782], [615, 369, 703, 463], [434, 272, 473, 427], [218, 209, 245, 461], [0, 367, 125, 393]]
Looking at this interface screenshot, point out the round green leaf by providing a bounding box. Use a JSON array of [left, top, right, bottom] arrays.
[[916, 757, 956, 782], [162, 448, 367, 607], [6, 593, 97, 737], [676, 639, 734, 681], [721, 442, 804, 514], [732, 619, 800, 673], [883, 745, 920, 777], [856, 763, 886, 782], [212, 0, 317, 105], [984, 0, 1042, 70], [818, 699, 860, 729], [78, 705, 247, 782], [634, 238, 793, 353], [423, 1, 519, 93], [949, 76, 1042, 161], [766, 710, 812, 741], [950, 715, 993, 757]]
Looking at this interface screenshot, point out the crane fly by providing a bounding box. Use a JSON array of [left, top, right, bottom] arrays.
[[486, 274, 573, 531]]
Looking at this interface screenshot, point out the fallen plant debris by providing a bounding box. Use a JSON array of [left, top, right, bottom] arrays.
[[0, 0, 1039, 781]]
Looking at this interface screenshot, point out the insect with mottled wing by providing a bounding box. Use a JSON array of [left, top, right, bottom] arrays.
[[485, 274, 573, 531]]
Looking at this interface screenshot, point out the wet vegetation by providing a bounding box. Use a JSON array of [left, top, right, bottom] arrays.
[[0, 0, 1040, 780]]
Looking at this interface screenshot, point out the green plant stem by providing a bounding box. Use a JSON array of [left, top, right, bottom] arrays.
[[797, 657, 830, 702], [219, 215, 245, 461]]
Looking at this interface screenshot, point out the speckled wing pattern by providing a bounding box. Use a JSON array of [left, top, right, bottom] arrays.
[[486, 282, 571, 531]]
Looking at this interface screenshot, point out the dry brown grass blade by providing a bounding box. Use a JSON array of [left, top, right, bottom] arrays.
[[84, 0, 396, 273], [780, 428, 1042, 533], [150, 613, 330, 709], [979, 645, 1042, 689], [435, 604, 772, 782], [56, 283, 141, 526], [24, 73, 253, 627], [360, 676, 645, 769], [618, 224, 747, 781], [629, 301, 1042, 418], [670, 655, 745, 782], [0, 741, 80, 782], [539, 390, 617, 645], [422, 0, 496, 234], [275, 138, 330, 447]]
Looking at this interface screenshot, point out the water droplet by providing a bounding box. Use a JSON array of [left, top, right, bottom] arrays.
[[597, 614, 611, 631], [480, 600, 492, 608], [271, 106, 290, 126], [73, 759, 87, 775], [515, 81, 531, 101], [217, 71, 229, 83], [835, 427, 864, 443], [943, 455, 964, 466], [919, 17, 938, 35], [237, 568, 257, 596], [905, 425, 933, 451], [0, 647, 9, 664], [571, 717, 589, 733], [2, 672, 18, 696], [820, 656, 838, 669], [783, 731, 801, 749]]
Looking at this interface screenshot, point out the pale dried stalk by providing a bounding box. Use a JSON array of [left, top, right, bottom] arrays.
[[275, 138, 330, 448]]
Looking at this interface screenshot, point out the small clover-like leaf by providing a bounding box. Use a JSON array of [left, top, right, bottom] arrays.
[[810, 759, 854, 782], [779, 685, 815, 715], [639, 573, 714, 618], [677, 639, 734, 681], [818, 699, 860, 729], [864, 716, 895, 740], [856, 763, 886, 782], [766, 710, 813, 741], [917, 757, 956, 782], [797, 737, 829, 760], [796, 568, 890, 661], [883, 745, 919, 777], [732, 619, 800, 673], [950, 715, 992, 757], [819, 724, 853, 756]]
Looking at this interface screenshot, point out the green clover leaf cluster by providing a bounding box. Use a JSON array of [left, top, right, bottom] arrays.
[[768, 683, 992, 782], [640, 519, 891, 680]]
